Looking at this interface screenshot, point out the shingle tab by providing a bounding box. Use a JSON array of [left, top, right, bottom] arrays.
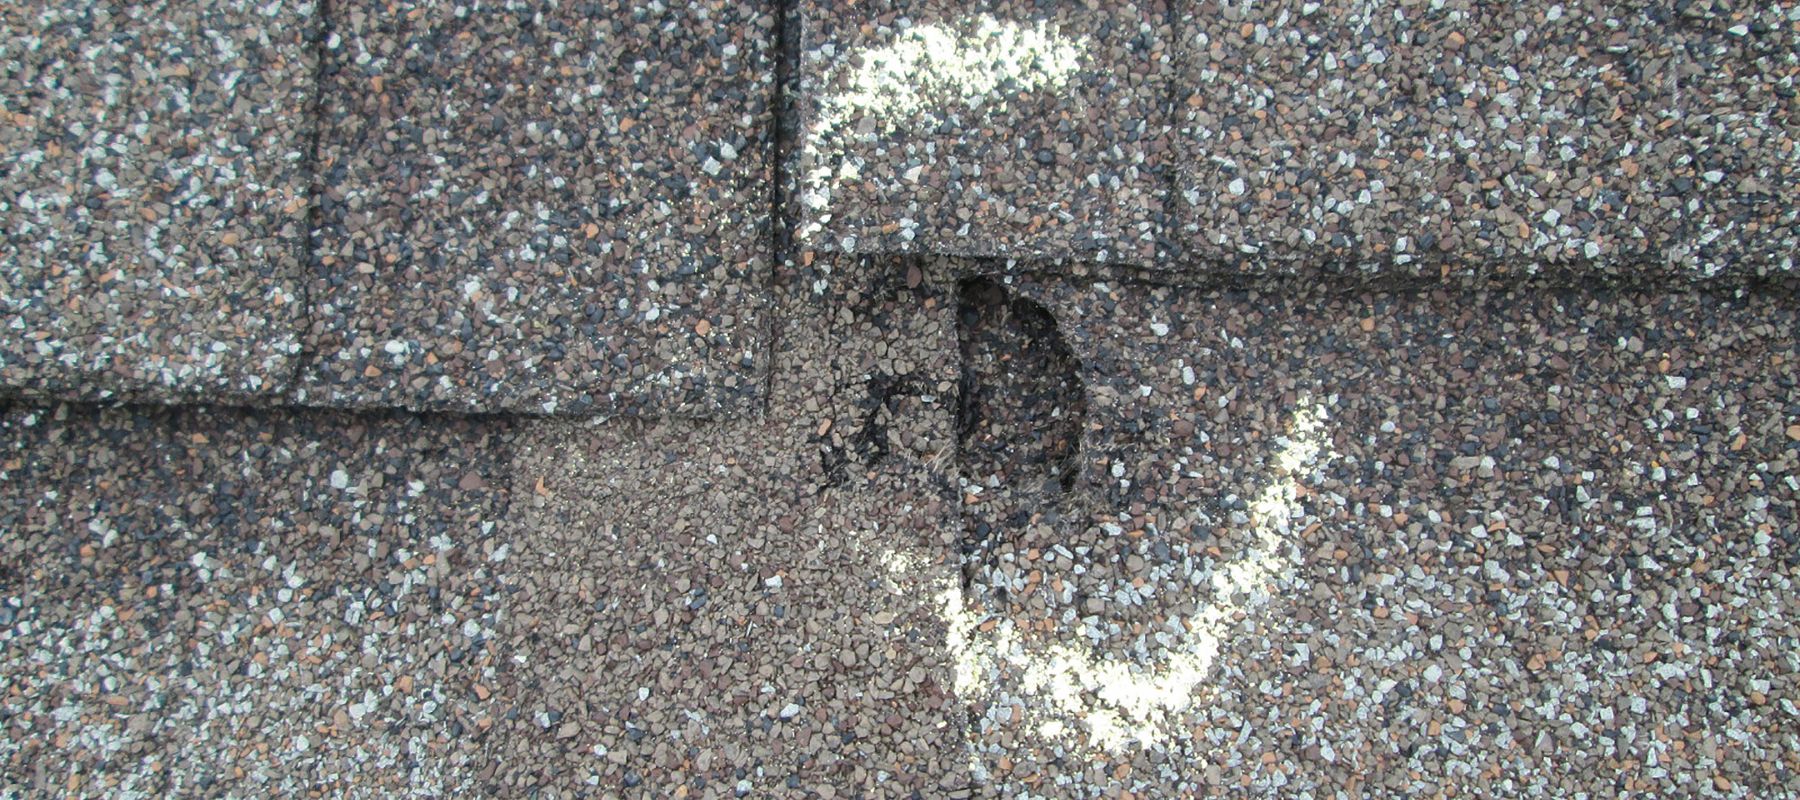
[[0, 0, 318, 402], [789, 1, 1173, 266], [299, 0, 775, 415], [1676, 8, 1800, 277], [0, 402, 513, 795], [1173, 0, 1797, 282]]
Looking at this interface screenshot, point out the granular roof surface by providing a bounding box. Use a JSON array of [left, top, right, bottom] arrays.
[[2, 2, 1798, 797]]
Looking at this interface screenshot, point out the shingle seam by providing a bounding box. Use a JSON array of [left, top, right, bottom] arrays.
[[762, 0, 802, 420], [1160, 0, 1187, 265], [281, 0, 336, 406]]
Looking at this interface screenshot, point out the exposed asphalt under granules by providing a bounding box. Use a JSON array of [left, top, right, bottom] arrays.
[[789, 1, 1172, 266], [296, 0, 775, 416], [0, 0, 317, 404], [0, 403, 513, 797], [946, 273, 1799, 797], [1175, 1, 1798, 282]]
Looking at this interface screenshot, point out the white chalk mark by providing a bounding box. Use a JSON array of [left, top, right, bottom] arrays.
[[800, 14, 1087, 236], [938, 401, 1333, 753]]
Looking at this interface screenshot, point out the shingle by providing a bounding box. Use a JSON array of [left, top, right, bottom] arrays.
[[0, 0, 317, 402], [298, 0, 776, 416], [1173, 0, 1797, 282], [0, 402, 513, 795], [1674, 9, 1800, 277], [790, 1, 1173, 266]]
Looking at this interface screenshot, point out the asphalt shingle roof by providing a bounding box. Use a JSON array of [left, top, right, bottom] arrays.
[[2, 2, 1798, 797]]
